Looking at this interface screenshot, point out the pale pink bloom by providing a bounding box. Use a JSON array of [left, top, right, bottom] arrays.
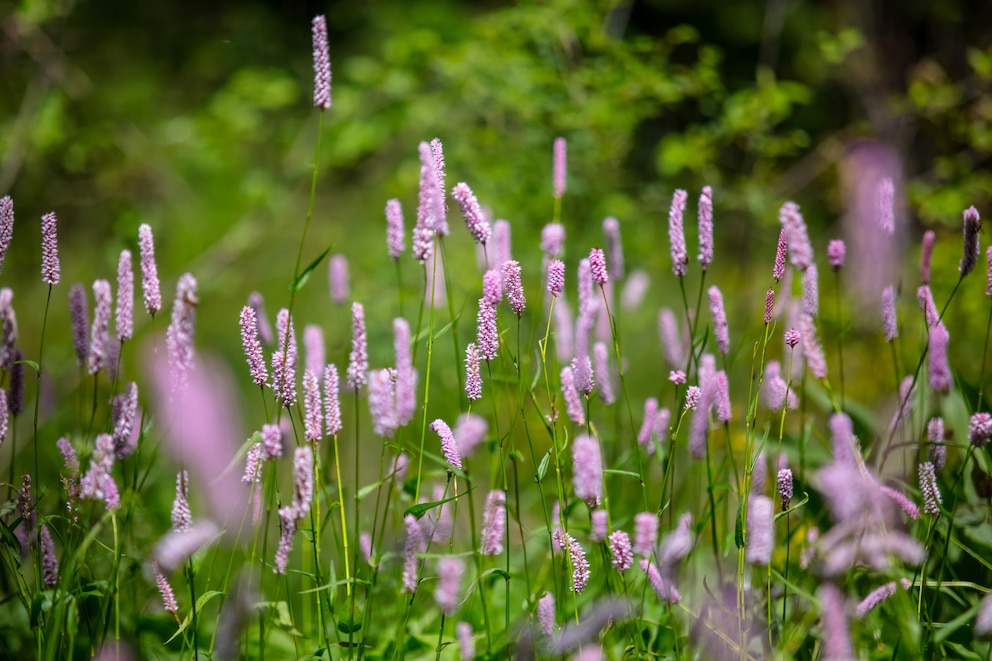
[[311, 15, 332, 109], [593, 342, 614, 405], [633, 512, 659, 557], [819, 584, 854, 660], [773, 228, 788, 281], [777, 468, 793, 511], [976, 592, 992, 637], [855, 581, 904, 618], [274, 507, 297, 574], [541, 223, 565, 258], [457, 622, 475, 660], [240, 307, 268, 387], [745, 495, 774, 565], [476, 299, 499, 361], [242, 443, 262, 483], [547, 259, 565, 297], [346, 302, 368, 390], [502, 260, 526, 316], [920, 230, 936, 284], [40, 211, 60, 285], [479, 489, 506, 555], [800, 313, 827, 379], [138, 224, 162, 316], [880, 486, 919, 520], [802, 263, 819, 317], [386, 199, 405, 259], [434, 556, 464, 615], [290, 446, 314, 520], [464, 342, 482, 401], [41, 524, 58, 586], [431, 419, 461, 469], [927, 324, 951, 394], [155, 520, 220, 572], [454, 413, 487, 457], [0, 196, 12, 274], [969, 412, 992, 447], [561, 365, 585, 425], [553, 137, 567, 198], [827, 239, 846, 269], [482, 269, 502, 306], [401, 514, 421, 593], [668, 189, 689, 277], [920, 461, 942, 516], [328, 255, 348, 304], [960, 205, 981, 276], [589, 509, 607, 543], [167, 274, 199, 394], [553, 529, 589, 592], [554, 299, 574, 363], [917, 284, 939, 328], [452, 182, 491, 244], [589, 248, 608, 286], [393, 318, 416, 424], [882, 285, 898, 341], [324, 364, 342, 435], [171, 470, 192, 533], [491, 219, 511, 269], [68, 284, 89, 366], [779, 201, 813, 271], [88, 280, 112, 375], [638, 398, 658, 448], [608, 531, 633, 573], [684, 385, 701, 411], [57, 437, 78, 474], [658, 307, 684, 368], [368, 368, 398, 437], [303, 369, 323, 442], [621, 269, 649, 310], [572, 434, 603, 506], [708, 286, 729, 355], [153, 561, 178, 613], [538, 592, 556, 637], [929, 417, 946, 471], [116, 250, 133, 341], [641, 559, 680, 603], [112, 382, 139, 458]]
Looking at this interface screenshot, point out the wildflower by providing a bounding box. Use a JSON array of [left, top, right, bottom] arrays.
[[829, 413, 860, 467], [88, 280, 112, 375], [417, 141, 446, 237], [713, 371, 731, 422], [480, 489, 506, 555], [653, 408, 671, 441], [326, 254, 348, 304], [637, 397, 658, 449], [290, 446, 314, 520], [538, 592, 556, 637], [41, 524, 58, 586], [402, 514, 421, 593], [927, 324, 952, 394], [659, 512, 694, 567], [960, 205, 981, 276], [881, 285, 898, 341], [57, 437, 78, 475], [561, 365, 585, 425], [685, 385, 701, 411], [778, 468, 793, 511], [239, 307, 268, 388], [166, 274, 198, 394], [271, 309, 297, 407], [592, 342, 614, 405], [452, 182, 491, 245], [138, 224, 162, 316], [876, 177, 895, 235], [621, 270, 649, 310], [0, 196, 12, 273], [80, 433, 118, 509], [261, 423, 282, 460], [856, 581, 908, 618], [412, 222, 433, 264], [40, 211, 60, 285], [546, 259, 565, 297], [457, 622, 474, 660], [430, 419, 462, 470], [668, 189, 689, 277], [751, 451, 767, 495], [476, 299, 499, 361], [603, 531, 632, 574], [745, 495, 774, 565], [585, 509, 606, 543], [708, 286, 729, 355], [800, 313, 827, 379], [658, 307, 684, 368], [247, 292, 273, 345], [827, 239, 846, 269], [572, 434, 603, 506], [430, 138, 446, 196], [880, 486, 919, 520], [155, 520, 219, 572], [7, 349, 23, 415], [322, 363, 342, 435], [889, 376, 916, 434], [928, 417, 945, 471], [274, 507, 297, 575], [988, 246, 992, 296], [553, 137, 566, 198], [764, 361, 797, 411], [641, 560, 680, 603], [633, 512, 659, 557], [454, 413, 487, 457], [153, 561, 178, 613], [434, 556, 464, 615], [969, 412, 992, 447], [300, 369, 323, 442], [917, 285, 939, 328], [573, 324, 594, 397], [112, 382, 139, 457], [977, 593, 992, 637], [779, 201, 813, 271], [553, 529, 590, 592], [171, 471, 192, 533], [482, 269, 502, 306], [368, 368, 397, 437], [311, 15, 331, 109], [346, 302, 368, 391], [784, 327, 800, 348], [919, 461, 942, 515], [920, 229, 936, 284], [503, 260, 526, 316], [242, 443, 262, 483], [554, 299, 574, 363], [68, 284, 91, 366], [463, 342, 483, 402], [385, 199, 404, 259], [113, 250, 134, 342], [819, 584, 854, 661], [393, 319, 415, 424], [0, 289, 16, 371], [541, 223, 565, 258], [773, 228, 788, 281], [802, 264, 819, 317], [589, 248, 608, 286]]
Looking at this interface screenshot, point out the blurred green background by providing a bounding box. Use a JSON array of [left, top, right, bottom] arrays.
[[2, 0, 992, 418]]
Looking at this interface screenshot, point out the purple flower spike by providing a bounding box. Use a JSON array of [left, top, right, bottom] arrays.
[[167, 274, 198, 394], [594, 341, 614, 405], [927, 324, 951, 394], [482, 269, 502, 306], [987, 246, 992, 296], [138, 224, 162, 316], [271, 309, 297, 407], [685, 385, 702, 411], [393, 319, 416, 425], [41, 524, 58, 586], [713, 371, 731, 422], [784, 328, 801, 348], [261, 423, 282, 460], [877, 177, 895, 235], [668, 189, 689, 277], [153, 561, 178, 613], [0, 290, 18, 373], [434, 556, 464, 615], [401, 515, 420, 593], [917, 285, 939, 328], [274, 507, 296, 574], [502, 260, 526, 316], [779, 201, 813, 271], [0, 196, 13, 274], [368, 368, 398, 438], [589, 509, 607, 542], [919, 461, 942, 515], [929, 417, 946, 471], [464, 342, 482, 401], [880, 486, 920, 520], [977, 594, 992, 638], [764, 288, 775, 324], [311, 15, 332, 109], [538, 592, 556, 637], [304, 369, 323, 442], [171, 470, 192, 533], [69, 284, 89, 366], [800, 314, 827, 379], [88, 280, 112, 375], [452, 183, 491, 245], [697, 186, 714, 269], [818, 584, 854, 661], [385, 199, 405, 259], [291, 445, 314, 520], [572, 434, 603, 506], [116, 250, 134, 341], [589, 248, 608, 286], [417, 141, 447, 237], [430, 138, 446, 196], [346, 302, 368, 391], [827, 239, 846, 270], [553, 529, 589, 593], [969, 412, 992, 447], [642, 560, 680, 604], [745, 495, 774, 565], [778, 468, 793, 511], [561, 365, 585, 425], [920, 230, 936, 284], [603, 217, 624, 280], [773, 228, 788, 281], [802, 264, 819, 317], [541, 223, 565, 258], [608, 531, 633, 573], [323, 363, 342, 435], [960, 205, 981, 277], [658, 308, 684, 368], [431, 419, 462, 469], [638, 397, 658, 447], [708, 286, 729, 355], [882, 285, 898, 341], [553, 137, 566, 199], [856, 582, 902, 618], [491, 219, 511, 269], [240, 307, 267, 388], [480, 489, 506, 555], [633, 512, 659, 557], [328, 254, 349, 304], [40, 211, 60, 285], [547, 259, 565, 297], [457, 623, 474, 661], [476, 299, 499, 361]]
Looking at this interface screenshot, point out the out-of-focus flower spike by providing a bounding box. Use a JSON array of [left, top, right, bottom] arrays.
[[368, 368, 398, 438], [561, 365, 585, 425], [708, 286, 729, 355], [779, 201, 813, 271], [827, 239, 846, 270], [745, 495, 774, 565], [541, 223, 565, 258], [153, 560, 178, 613], [927, 324, 952, 394], [802, 263, 819, 317], [167, 274, 198, 394], [69, 284, 89, 366], [877, 177, 895, 235], [88, 280, 113, 375], [328, 255, 348, 304], [603, 217, 624, 279], [553, 137, 566, 199], [479, 489, 506, 555], [385, 199, 405, 259], [960, 205, 981, 277], [171, 470, 192, 533], [920, 230, 936, 284], [572, 434, 603, 506], [538, 592, 556, 637], [882, 285, 898, 341]]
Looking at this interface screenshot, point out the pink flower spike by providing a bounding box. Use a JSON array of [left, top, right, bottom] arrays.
[[777, 468, 793, 511], [452, 182, 491, 245], [589, 509, 607, 542], [987, 246, 992, 296], [773, 228, 788, 281], [827, 239, 846, 269], [457, 622, 474, 661], [393, 318, 416, 425], [641, 559, 680, 604], [116, 250, 133, 341], [818, 584, 854, 660], [167, 274, 198, 394], [368, 368, 398, 438], [291, 445, 314, 520], [401, 514, 421, 593], [454, 413, 487, 457], [431, 419, 462, 469], [927, 324, 951, 394], [385, 199, 405, 259], [138, 224, 162, 316], [171, 470, 192, 533], [708, 286, 729, 355], [633, 512, 659, 556], [784, 328, 800, 348], [593, 341, 614, 405], [274, 507, 297, 574], [608, 531, 633, 573], [88, 280, 112, 376], [417, 141, 446, 236], [802, 263, 819, 317], [434, 556, 464, 615], [697, 186, 714, 269], [464, 342, 482, 401], [877, 177, 895, 235], [430, 138, 446, 204], [880, 486, 920, 520], [41, 524, 58, 586], [669, 370, 686, 385], [553, 529, 589, 592], [491, 219, 511, 270], [800, 313, 827, 379], [920, 230, 936, 284], [502, 260, 526, 316], [779, 201, 813, 271], [668, 189, 689, 277], [713, 371, 731, 422], [603, 216, 624, 280], [248, 292, 273, 345], [0, 196, 13, 274], [346, 302, 368, 391], [882, 285, 898, 341], [153, 561, 178, 613], [240, 307, 268, 388], [69, 284, 89, 366], [261, 423, 282, 460], [303, 369, 323, 442], [589, 248, 608, 286], [541, 223, 565, 258], [745, 495, 774, 565], [479, 489, 506, 555], [311, 15, 332, 109], [764, 288, 775, 324], [572, 434, 603, 506], [547, 259, 565, 297], [919, 461, 942, 515], [561, 365, 585, 425], [476, 299, 499, 361], [638, 397, 658, 447], [328, 255, 349, 304], [482, 269, 502, 306], [960, 205, 981, 277], [553, 137, 566, 199], [969, 412, 992, 447], [40, 211, 60, 285], [929, 417, 946, 471], [323, 363, 342, 435], [658, 308, 684, 368], [537, 592, 556, 637]]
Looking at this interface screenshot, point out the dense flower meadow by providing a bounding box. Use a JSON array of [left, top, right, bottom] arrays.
[[2, 14, 992, 661]]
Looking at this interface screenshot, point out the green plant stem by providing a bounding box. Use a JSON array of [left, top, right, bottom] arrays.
[[349, 393, 361, 657]]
